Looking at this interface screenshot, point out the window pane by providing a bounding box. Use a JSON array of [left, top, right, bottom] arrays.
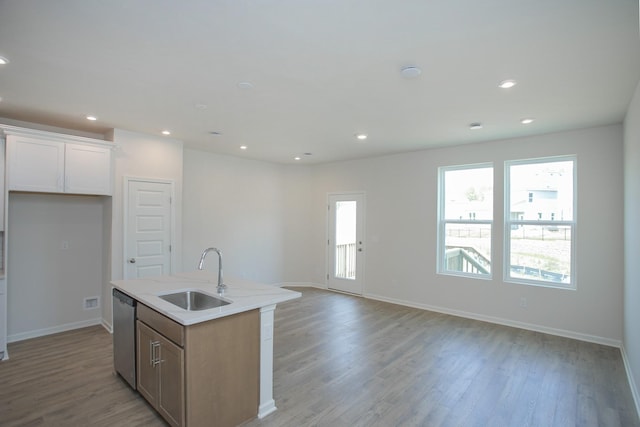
[[509, 160, 573, 221], [335, 201, 356, 279], [509, 224, 572, 284], [444, 168, 493, 220], [444, 223, 491, 275]]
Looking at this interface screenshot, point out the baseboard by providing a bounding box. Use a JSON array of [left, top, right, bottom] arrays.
[[7, 318, 103, 343], [102, 318, 113, 334], [258, 399, 277, 419], [621, 345, 640, 420], [275, 282, 327, 289], [364, 292, 622, 348]]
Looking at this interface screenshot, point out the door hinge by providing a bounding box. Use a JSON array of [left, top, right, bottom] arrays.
[[327, 273, 329, 281], [169, 244, 172, 252], [328, 204, 330, 211], [327, 239, 330, 245]]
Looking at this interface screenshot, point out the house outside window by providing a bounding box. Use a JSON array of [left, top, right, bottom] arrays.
[[505, 156, 576, 288], [438, 164, 493, 278]]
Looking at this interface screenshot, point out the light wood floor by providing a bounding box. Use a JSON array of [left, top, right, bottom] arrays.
[[1, 287, 638, 427]]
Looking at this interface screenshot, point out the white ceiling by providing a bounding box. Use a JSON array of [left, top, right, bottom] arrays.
[[0, 0, 638, 164]]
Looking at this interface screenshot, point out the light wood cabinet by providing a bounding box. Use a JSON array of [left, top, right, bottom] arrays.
[[137, 320, 185, 427], [136, 304, 260, 427], [6, 134, 112, 195]]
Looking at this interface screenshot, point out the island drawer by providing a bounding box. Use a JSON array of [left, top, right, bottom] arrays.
[[137, 303, 184, 347]]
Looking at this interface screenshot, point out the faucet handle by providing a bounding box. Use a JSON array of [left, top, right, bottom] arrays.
[[217, 283, 227, 296]]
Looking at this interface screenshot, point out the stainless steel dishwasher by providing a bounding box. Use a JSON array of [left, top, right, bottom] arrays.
[[112, 288, 137, 389]]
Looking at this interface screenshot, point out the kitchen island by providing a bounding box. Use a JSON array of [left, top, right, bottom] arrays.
[[112, 271, 301, 427]]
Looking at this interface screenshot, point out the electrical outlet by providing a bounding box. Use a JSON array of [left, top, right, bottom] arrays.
[[61, 240, 69, 250], [519, 297, 528, 308]]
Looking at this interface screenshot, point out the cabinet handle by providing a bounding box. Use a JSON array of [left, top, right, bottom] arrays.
[[150, 341, 160, 367], [153, 344, 164, 367]]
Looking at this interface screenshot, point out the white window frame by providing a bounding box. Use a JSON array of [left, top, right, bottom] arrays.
[[504, 156, 577, 289], [437, 163, 493, 279]]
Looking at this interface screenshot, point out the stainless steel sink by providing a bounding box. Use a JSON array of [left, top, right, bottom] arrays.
[[159, 290, 230, 311]]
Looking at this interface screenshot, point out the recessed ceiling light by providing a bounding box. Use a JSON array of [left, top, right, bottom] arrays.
[[520, 118, 535, 125], [469, 123, 483, 130], [355, 133, 368, 141], [294, 156, 301, 161], [0, 56, 9, 65], [400, 66, 422, 78], [195, 103, 208, 110], [238, 82, 254, 90], [86, 115, 97, 121], [162, 130, 171, 135], [240, 145, 247, 150], [209, 131, 222, 135], [304, 152, 313, 156], [498, 79, 517, 89]]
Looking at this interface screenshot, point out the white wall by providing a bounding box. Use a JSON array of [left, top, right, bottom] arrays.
[[281, 165, 317, 284], [7, 193, 105, 340], [182, 149, 285, 284], [181, 124, 624, 345], [624, 81, 640, 409], [301, 124, 624, 344], [104, 128, 183, 327]]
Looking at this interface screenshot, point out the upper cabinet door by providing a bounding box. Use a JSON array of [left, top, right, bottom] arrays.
[[6, 134, 113, 196], [7, 136, 65, 193], [65, 143, 112, 195]]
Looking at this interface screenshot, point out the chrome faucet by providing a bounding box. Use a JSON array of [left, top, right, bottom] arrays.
[[197, 247, 227, 295]]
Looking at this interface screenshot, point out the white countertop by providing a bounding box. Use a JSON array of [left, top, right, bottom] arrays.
[[111, 271, 301, 325]]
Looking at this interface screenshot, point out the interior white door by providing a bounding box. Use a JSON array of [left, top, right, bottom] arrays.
[[328, 193, 365, 295], [125, 180, 172, 279]]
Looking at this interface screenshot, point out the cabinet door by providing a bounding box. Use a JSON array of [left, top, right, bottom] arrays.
[[136, 321, 158, 406], [157, 335, 185, 427], [137, 320, 185, 427], [7, 136, 64, 192], [65, 143, 112, 195]]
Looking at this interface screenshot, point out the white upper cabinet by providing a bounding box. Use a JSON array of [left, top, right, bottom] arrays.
[[7, 136, 65, 193], [4, 127, 114, 196], [64, 143, 112, 195]]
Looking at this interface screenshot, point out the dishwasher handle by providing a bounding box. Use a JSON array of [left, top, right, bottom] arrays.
[[113, 288, 136, 307]]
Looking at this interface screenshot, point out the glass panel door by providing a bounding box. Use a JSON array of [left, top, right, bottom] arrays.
[[328, 193, 364, 294], [334, 200, 357, 280]]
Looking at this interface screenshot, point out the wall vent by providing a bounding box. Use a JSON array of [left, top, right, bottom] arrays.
[[83, 296, 100, 310]]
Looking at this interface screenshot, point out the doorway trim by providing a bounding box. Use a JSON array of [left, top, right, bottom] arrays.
[[123, 176, 176, 279]]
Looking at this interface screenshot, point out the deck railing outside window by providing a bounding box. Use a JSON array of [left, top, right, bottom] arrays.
[[445, 246, 490, 275], [335, 243, 356, 279]]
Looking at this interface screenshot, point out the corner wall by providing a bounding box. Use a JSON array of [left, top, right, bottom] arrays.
[[304, 124, 625, 344], [182, 149, 286, 284]]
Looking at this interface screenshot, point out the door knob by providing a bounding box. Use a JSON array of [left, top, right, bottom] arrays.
[[129, 258, 136, 264]]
